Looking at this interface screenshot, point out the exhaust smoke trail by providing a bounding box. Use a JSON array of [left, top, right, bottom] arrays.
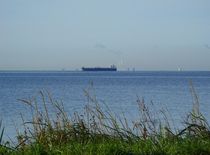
[[94, 43, 125, 68]]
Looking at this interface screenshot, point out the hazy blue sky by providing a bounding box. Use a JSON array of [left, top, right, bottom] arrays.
[[0, 0, 210, 70]]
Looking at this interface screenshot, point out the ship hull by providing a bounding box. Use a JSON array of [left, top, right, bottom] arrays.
[[82, 67, 117, 71]]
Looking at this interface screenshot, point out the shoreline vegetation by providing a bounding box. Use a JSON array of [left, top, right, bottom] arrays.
[[1, 83, 210, 155]]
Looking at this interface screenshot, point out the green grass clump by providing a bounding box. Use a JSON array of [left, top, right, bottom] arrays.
[[1, 83, 210, 155], [2, 138, 210, 155]]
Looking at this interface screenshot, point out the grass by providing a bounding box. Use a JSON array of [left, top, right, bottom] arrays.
[[1, 82, 210, 155]]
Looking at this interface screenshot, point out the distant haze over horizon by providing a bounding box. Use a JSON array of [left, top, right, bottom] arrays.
[[0, 0, 210, 71]]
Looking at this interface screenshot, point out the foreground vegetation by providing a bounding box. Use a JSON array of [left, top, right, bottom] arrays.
[[1, 83, 210, 155]]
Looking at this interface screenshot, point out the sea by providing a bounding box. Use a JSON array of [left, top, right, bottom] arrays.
[[0, 71, 210, 141]]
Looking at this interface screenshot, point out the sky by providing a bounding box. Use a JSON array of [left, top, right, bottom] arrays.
[[0, 0, 210, 71]]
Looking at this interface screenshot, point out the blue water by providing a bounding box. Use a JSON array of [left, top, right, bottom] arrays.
[[0, 71, 210, 140]]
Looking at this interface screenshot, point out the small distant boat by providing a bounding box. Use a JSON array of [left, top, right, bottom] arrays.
[[178, 67, 183, 72], [82, 65, 117, 71]]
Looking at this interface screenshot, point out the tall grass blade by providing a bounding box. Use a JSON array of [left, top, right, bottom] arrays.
[[0, 120, 4, 145]]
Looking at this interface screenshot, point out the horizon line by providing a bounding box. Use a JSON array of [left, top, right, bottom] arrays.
[[0, 69, 209, 72]]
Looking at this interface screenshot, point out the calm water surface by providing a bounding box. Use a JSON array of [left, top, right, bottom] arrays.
[[0, 71, 210, 139]]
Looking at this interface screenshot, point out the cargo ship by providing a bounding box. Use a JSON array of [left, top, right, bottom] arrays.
[[82, 65, 117, 71]]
